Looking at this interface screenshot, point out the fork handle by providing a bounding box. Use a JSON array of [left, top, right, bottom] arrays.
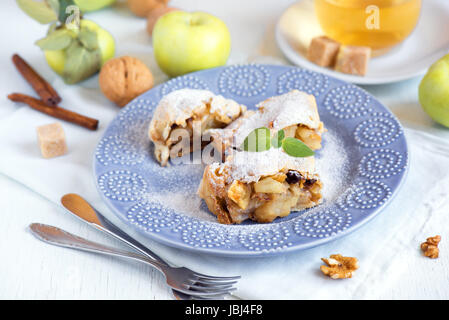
[[91, 210, 169, 265], [61, 193, 169, 265], [29, 223, 165, 273]]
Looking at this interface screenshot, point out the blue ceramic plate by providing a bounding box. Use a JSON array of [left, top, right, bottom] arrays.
[[93, 65, 408, 257]]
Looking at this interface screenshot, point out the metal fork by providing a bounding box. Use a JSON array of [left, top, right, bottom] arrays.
[[29, 223, 239, 298], [59, 193, 240, 300]]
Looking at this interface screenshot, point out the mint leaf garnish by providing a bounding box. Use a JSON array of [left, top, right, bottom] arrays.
[[242, 127, 271, 152], [271, 129, 285, 148], [242, 127, 315, 157], [282, 137, 315, 157]]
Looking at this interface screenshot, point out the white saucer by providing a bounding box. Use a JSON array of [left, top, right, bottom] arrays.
[[275, 0, 449, 85]]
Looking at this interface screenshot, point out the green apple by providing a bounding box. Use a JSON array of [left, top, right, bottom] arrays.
[[153, 11, 231, 77], [74, 0, 116, 12], [44, 19, 115, 76], [419, 54, 449, 128]]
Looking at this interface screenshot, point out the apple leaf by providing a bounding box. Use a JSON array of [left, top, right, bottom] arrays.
[[35, 28, 74, 50], [242, 127, 271, 152], [62, 41, 101, 84], [47, 22, 58, 35], [78, 28, 98, 50], [16, 0, 58, 24], [46, 0, 59, 14], [282, 137, 315, 158]]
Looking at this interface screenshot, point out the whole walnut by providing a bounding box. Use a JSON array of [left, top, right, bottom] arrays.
[[147, 6, 178, 35], [127, 0, 169, 18], [99, 56, 154, 107]]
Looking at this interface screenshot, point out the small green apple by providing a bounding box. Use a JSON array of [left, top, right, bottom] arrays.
[[44, 19, 115, 76], [419, 54, 449, 128], [74, 0, 116, 12], [153, 11, 231, 77]]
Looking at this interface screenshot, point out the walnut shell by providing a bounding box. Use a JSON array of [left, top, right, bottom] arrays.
[[146, 6, 178, 35], [99, 56, 154, 107], [127, 0, 169, 18]]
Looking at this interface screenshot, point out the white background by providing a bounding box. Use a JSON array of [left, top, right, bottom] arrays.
[[1, 0, 449, 299]]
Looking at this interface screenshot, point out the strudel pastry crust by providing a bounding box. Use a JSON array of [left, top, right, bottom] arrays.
[[208, 90, 325, 156], [148, 89, 246, 166], [198, 148, 323, 224]]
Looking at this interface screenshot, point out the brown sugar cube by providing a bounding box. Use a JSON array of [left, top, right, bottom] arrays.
[[307, 36, 341, 67], [36, 123, 67, 159], [335, 45, 371, 76]]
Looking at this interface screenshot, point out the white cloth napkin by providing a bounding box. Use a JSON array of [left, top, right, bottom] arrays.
[[2, 74, 449, 299]]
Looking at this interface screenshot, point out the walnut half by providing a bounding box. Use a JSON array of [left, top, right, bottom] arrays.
[[421, 235, 441, 259], [320, 254, 359, 279]]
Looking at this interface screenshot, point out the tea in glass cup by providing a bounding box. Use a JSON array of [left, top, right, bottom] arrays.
[[315, 0, 422, 54]]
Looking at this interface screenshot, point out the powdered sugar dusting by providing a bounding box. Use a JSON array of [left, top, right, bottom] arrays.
[[316, 129, 349, 204], [151, 89, 214, 123], [143, 191, 216, 222], [140, 162, 216, 221], [227, 148, 316, 183], [234, 90, 320, 147]]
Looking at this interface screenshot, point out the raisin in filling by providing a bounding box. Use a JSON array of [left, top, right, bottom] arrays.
[[286, 170, 304, 184], [286, 170, 317, 189], [304, 179, 317, 188]]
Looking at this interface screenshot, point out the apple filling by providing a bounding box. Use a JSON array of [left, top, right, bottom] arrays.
[[149, 89, 246, 166], [163, 111, 229, 159], [280, 123, 324, 151], [198, 166, 322, 224]]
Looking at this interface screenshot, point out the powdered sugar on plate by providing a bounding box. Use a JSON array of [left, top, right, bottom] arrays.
[[316, 128, 349, 205], [143, 190, 217, 222]]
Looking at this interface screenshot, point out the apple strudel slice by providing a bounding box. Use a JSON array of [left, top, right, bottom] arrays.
[[148, 89, 246, 166], [198, 148, 322, 224], [208, 90, 325, 156]]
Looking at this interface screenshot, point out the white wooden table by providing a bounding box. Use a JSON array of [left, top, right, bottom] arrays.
[[1, 0, 449, 299]]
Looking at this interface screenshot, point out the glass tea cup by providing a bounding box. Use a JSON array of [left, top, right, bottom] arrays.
[[315, 0, 422, 55]]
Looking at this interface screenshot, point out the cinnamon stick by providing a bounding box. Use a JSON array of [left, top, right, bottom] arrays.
[[12, 54, 62, 107], [8, 93, 99, 131]]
